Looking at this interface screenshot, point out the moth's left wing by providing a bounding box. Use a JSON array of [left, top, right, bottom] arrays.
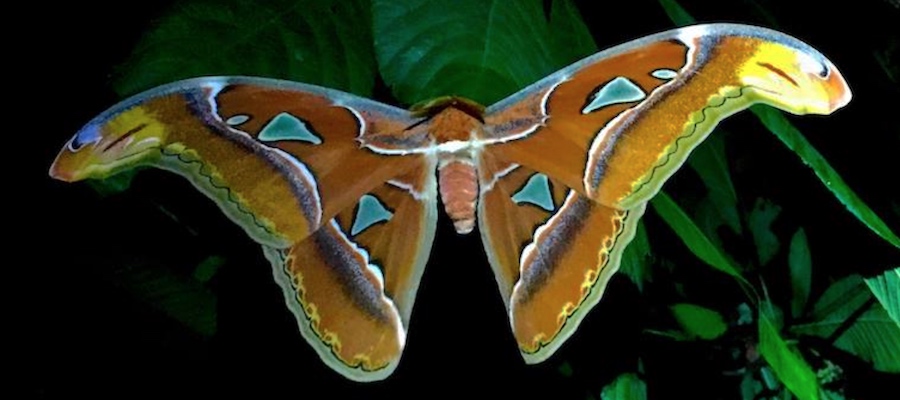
[[49, 77, 438, 381], [479, 23, 851, 362]]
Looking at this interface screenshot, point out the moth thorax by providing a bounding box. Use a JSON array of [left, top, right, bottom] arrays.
[[438, 157, 478, 234]]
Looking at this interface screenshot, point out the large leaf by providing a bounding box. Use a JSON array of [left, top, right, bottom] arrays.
[[545, 0, 596, 62], [687, 132, 742, 235], [805, 275, 870, 323], [372, 0, 596, 105], [789, 228, 812, 318], [114, 0, 376, 97], [792, 275, 900, 373], [657, 0, 695, 26], [651, 192, 747, 284], [601, 373, 647, 400], [759, 312, 820, 400], [749, 198, 782, 266], [751, 106, 900, 249], [694, 196, 728, 248], [865, 267, 900, 326], [619, 221, 652, 292], [670, 303, 728, 340]]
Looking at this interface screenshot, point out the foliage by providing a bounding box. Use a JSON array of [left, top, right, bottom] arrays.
[[751, 106, 900, 248], [113, 0, 377, 98], [759, 311, 820, 400], [601, 373, 647, 400], [792, 275, 900, 373], [670, 303, 728, 340], [865, 267, 900, 326], [371, 0, 595, 105]]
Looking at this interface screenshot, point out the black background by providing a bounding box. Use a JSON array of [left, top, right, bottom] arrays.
[[22, 0, 898, 398]]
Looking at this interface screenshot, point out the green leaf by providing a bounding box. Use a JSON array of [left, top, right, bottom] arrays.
[[821, 390, 846, 400], [806, 275, 871, 323], [372, 0, 596, 106], [832, 305, 900, 373], [761, 299, 786, 332], [193, 255, 226, 283], [865, 267, 900, 326], [759, 311, 820, 400], [760, 366, 780, 390], [740, 371, 764, 400], [688, 132, 742, 235], [694, 196, 726, 244], [792, 275, 900, 373], [114, 0, 376, 97], [601, 373, 647, 400], [751, 106, 900, 249], [88, 169, 138, 197], [651, 192, 747, 284], [657, 0, 695, 26], [670, 303, 728, 340], [749, 198, 782, 266], [817, 359, 845, 385], [737, 303, 754, 326], [619, 221, 652, 292], [546, 0, 597, 62], [789, 228, 812, 318]]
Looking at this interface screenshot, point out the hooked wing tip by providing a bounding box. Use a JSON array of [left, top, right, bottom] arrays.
[[826, 64, 852, 112], [48, 163, 72, 182], [48, 151, 78, 182]]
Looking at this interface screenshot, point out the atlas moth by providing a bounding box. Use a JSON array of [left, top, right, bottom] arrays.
[[50, 24, 850, 381]]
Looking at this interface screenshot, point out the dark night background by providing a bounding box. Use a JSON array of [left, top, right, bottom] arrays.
[[21, 0, 898, 397]]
